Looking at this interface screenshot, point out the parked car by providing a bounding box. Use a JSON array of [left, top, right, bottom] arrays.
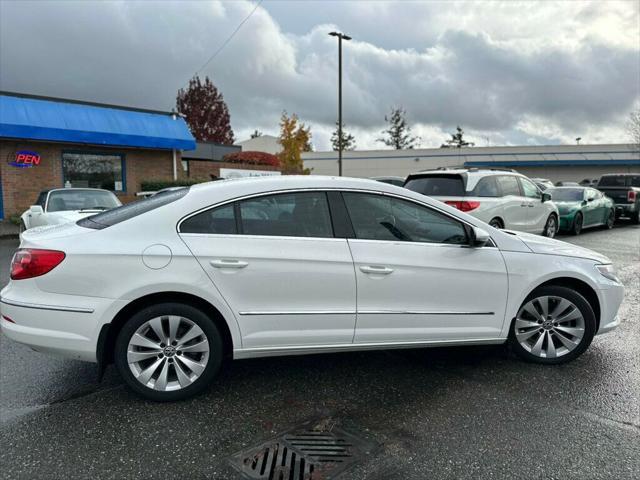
[[596, 173, 640, 224], [20, 188, 122, 232], [404, 168, 559, 237], [548, 187, 615, 235], [371, 176, 406, 187], [531, 178, 554, 190], [555, 181, 580, 187], [1, 176, 623, 401]]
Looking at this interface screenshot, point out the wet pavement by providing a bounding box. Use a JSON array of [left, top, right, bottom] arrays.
[[1, 224, 639, 479]]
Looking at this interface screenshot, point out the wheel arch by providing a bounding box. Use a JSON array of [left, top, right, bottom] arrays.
[[489, 216, 505, 229], [98, 291, 235, 369], [523, 277, 601, 331]]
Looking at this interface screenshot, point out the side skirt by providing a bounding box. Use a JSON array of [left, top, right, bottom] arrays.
[[233, 337, 506, 359]]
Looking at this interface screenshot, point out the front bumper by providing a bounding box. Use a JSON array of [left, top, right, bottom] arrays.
[[558, 212, 577, 231], [595, 281, 625, 336]]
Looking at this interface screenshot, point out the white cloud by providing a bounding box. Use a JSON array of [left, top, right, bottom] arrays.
[[0, 0, 638, 150]]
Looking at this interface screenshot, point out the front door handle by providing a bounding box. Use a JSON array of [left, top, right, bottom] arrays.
[[210, 259, 248, 269], [360, 265, 394, 275]]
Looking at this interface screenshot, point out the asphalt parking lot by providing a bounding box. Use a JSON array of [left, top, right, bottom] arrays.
[[0, 224, 638, 479]]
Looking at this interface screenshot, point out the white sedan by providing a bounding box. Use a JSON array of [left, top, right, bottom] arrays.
[[1, 176, 624, 401], [20, 188, 122, 232]]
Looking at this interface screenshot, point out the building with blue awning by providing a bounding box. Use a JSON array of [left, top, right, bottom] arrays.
[[0, 91, 196, 219]]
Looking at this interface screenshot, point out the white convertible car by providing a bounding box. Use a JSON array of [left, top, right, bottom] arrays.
[[20, 188, 122, 232], [1, 176, 624, 401]]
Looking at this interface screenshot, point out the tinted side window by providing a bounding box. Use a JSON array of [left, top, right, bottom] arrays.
[[240, 192, 333, 238], [404, 175, 466, 196], [496, 176, 521, 196], [343, 193, 468, 245], [181, 203, 236, 234], [598, 176, 626, 187], [472, 177, 500, 197], [519, 178, 541, 198]]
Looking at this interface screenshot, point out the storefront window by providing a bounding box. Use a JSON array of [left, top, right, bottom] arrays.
[[62, 152, 124, 191]]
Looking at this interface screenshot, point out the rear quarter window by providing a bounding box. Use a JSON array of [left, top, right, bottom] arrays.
[[77, 187, 189, 230], [404, 175, 466, 196]]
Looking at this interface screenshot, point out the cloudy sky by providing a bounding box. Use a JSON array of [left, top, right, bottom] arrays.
[[1, 0, 639, 150]]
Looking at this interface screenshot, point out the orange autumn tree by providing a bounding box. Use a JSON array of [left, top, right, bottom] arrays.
[[277, 112, 312, 174]]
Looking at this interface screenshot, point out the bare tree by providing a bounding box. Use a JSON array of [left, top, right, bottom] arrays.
[[628, 108, 640, 150]]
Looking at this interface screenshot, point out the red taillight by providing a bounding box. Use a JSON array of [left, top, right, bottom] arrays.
[[629, 191, 637, 202], [10, 249, 65, 280], [445, 200, 481, 212]]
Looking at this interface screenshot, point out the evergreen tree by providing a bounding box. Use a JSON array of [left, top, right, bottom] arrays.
[[377, 107, 420, 149], [331, 121, 356, 151], [441, 126, 475, 148]]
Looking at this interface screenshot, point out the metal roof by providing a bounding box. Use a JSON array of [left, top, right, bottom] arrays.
[[0, 92, 196, 150]]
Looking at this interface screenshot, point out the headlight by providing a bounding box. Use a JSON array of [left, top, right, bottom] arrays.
[[596, 264, 619, 282]]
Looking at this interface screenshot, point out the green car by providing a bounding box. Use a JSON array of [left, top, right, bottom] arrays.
[[549, 186, 615, 235]]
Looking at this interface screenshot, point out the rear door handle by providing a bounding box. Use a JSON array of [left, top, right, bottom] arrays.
[[210, 259, 248, 269], [360, 265, 394, 275]]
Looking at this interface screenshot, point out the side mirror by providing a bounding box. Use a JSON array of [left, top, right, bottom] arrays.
[[469, 226, 490, 247], [541, 192, 551, 203], [29, 205, 44, 215]]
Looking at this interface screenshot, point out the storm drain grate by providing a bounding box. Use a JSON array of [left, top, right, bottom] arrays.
[[229, 419, 377, 480]]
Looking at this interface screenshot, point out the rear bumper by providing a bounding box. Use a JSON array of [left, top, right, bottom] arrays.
[[614, 203, 637, 217], [0, 284, 123, 363]]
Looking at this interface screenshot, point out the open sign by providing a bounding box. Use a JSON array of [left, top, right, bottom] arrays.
[[10, 151, 41, 168]]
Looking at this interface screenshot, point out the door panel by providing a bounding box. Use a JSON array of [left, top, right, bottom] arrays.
[[496, 176, 528, 231], [519, 177, 547, 232], [340, 191, 509, 344], [349, 240, 508, 343], [182, 235, 357, 348]]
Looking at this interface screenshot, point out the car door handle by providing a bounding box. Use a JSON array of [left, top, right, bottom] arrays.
[[209, 259, 248, 269], [360, 265, 394, 275]]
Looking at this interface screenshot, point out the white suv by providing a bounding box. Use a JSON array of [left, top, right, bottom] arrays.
[[404, 168, 559, 237]]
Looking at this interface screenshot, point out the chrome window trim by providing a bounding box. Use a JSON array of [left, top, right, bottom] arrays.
[[0, 297, 95, 314], [177, 187, 498, 248]]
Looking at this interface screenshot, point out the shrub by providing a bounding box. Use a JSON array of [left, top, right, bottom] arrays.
[[140, 179, 204, 191], [223, 150, 280, 167]]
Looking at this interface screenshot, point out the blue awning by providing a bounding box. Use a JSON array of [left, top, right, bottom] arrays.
[[0, 93, 196, 150]]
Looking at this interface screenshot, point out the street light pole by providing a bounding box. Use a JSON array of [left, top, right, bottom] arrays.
[[329, 31, 351, 176]]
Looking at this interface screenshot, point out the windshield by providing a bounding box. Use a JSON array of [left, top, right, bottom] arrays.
[[549, 188, 584, 202], [404, 175, 466, 196], [47, 190, 121, 212]]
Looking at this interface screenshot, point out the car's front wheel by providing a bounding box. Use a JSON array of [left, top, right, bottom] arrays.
[[601, 209, 614, 229], [509, 286, 596, 364], [114, 303, 223, 401]]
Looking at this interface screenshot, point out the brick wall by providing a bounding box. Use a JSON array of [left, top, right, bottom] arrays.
[[0, 140, 179, 216]]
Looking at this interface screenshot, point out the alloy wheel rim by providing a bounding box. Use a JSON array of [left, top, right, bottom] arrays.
[[546, 217, 556, 237], [127, 315, 210, 391], [515, 295, 585, 359]]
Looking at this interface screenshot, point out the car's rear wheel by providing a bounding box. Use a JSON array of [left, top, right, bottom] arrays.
[[509, 286, 596, 364], [631, 210, 640, 225], [571, 212, 583, 235], [489, 217, 503, 229], [115, 303, 223, 401], [542, 214, 557, 238], [601, 209, 614, 229]]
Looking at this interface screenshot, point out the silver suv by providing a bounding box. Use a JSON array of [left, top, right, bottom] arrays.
[[404, 168, 559, 237]]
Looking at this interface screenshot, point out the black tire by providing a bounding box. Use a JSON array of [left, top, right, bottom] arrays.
[[114, 303, 223, 401], [489, 217, 503, 229], [632, 210, 640, 225], [571, 212, 583, 235], [542, 214, 557, 238], [601, 209, 614, 229], [508, 285, 596, 365]]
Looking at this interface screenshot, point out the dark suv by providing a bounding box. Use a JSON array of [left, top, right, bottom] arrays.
[[596, 174, 640, 224]]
